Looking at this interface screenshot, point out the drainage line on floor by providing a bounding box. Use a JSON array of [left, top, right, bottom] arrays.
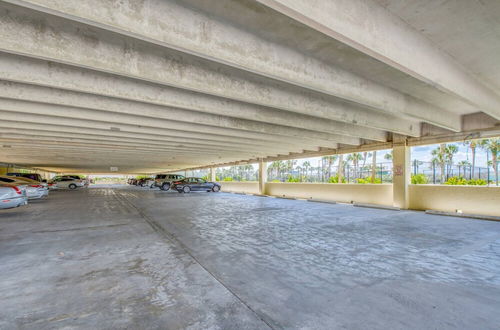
[[112, 190, 275, 330]]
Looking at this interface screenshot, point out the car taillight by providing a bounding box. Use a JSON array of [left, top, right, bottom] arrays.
[[11, 186, 22, 195], [30, 184, 43, 188]]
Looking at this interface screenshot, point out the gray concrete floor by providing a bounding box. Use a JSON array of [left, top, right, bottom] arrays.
[[1, 185, 499, 329]]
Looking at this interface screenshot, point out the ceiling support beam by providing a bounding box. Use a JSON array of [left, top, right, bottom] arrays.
[[0, 80, 380, 142], [0, 3, 422, 136], [2, 0, 462, 130]]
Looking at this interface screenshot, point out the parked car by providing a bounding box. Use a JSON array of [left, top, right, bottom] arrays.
[[50, 175, 89, 187], [5, 176, 48, 200], [172, 177, 221, 193], [7, 172, 46, 183], [0, 184, 28, 209], [136, 178, 153, 187], [154, 174, 185, 191], [49, 177, 86, 189]]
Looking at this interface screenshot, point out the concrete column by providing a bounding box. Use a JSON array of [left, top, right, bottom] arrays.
[[371, 151, 377, 182], [258, 159, 267, 195], [392, 139, 411, 209], [210, 167, 217, 182]]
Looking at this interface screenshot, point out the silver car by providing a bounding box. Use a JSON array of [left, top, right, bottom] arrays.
[[6, 176, 49, 199], [0, 183, 28, 209]]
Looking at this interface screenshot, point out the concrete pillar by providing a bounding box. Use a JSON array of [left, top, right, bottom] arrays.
[[392, 139, 411, 209], [258, 159, 267, 195], [371, 151, 377, 182], [210, 167, 217, 182]]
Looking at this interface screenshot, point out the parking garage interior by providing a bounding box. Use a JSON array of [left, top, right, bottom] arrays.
[[1, 0, 500, 329]]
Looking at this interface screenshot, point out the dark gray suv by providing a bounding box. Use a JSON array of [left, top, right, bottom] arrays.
[[154, 174, 185, 191]]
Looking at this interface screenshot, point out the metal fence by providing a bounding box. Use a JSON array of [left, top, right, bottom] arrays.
[[267, 162, 394, 183], [411, 160, 498, 185], [189, 160, 499, 186]]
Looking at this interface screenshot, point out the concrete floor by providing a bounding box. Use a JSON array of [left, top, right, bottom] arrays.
[[1, 185, 499, 329]]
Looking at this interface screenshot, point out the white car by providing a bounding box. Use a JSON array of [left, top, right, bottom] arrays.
[[0, 184, 28, 209], [49, 177, 86, 189]]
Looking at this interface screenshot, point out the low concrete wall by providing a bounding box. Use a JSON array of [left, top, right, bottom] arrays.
[[219, 181, 500, 217], [265, 182, 393, 205], [409, 185, 500, 217], [219, 181, 259, 194]]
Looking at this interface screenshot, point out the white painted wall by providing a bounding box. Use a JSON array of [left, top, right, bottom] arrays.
[[219, 181, 259, 194], [409, 185, 500, 217], [219, 182, 500, 217], [266, 182, 393, 205]]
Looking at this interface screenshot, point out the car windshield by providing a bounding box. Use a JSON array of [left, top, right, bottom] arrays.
[[0, 177, 16, 183]]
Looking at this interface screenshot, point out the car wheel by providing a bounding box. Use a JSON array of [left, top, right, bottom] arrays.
[[212, 185, 220, 192], [162, 183, 170, 191], [182, 186, 191, 193], [68, 184, 77, 190]]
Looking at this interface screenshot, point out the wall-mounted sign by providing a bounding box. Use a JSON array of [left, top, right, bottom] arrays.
[[393, 165, 403, 176]]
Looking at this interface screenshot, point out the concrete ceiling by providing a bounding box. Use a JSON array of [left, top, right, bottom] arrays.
[[0, 0, 499, 174]]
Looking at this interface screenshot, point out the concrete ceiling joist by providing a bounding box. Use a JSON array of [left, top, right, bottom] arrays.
[[0, 80, 382, 142], [0, 3, 427, 136], [0, 103, 347, 150], [0, 119, 308, 151], [0, 134, 284, 155], [1, 0, 463, 131], [0, 128, 294, 154], [0, 85, 370, 145]]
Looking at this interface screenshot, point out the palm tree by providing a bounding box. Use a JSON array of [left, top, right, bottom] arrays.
[[457, 160, 470, 177], [347, 153, 363, 179], [384, 151, 393, 161], [285, 159, 297, 177], [268, 161, 284, 180], [303, 161, 311, 181], [463, 139, 478, 178], [361, 152, 369, 173], [479, 138, 499, 184], [445, 144, 459, 177], [322, 155, 338, 179], [431, 144, 447, 183]]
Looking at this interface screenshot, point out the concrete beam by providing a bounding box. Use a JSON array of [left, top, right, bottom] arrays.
[[0, 128, 285, 153], [0, 82, 368, 144], [0, 80, 372, 143], [255, 0, 500, 120], [3, 0, 461, 131], [0, 4, 422, 136], [0, 134, 271, 154], [0, 99, 343, 150], [0, 119, 303, 151]]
